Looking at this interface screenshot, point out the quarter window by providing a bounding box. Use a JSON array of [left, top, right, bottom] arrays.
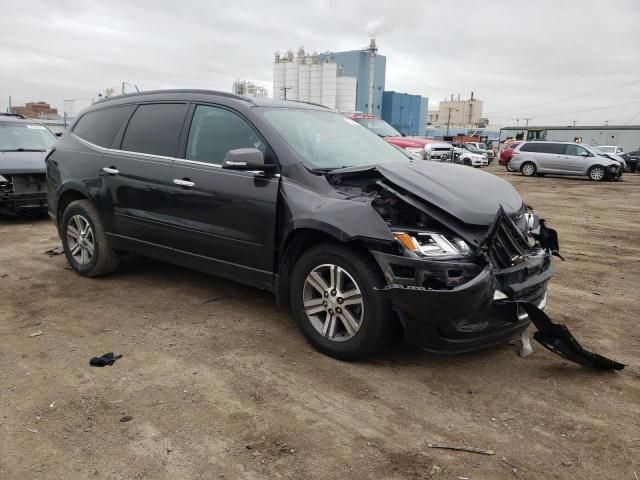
[[73, 105, 133, 148], [121, 103, 188, 157], [186, 105, 265, 165]]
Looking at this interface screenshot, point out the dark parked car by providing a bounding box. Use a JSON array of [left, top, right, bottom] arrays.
[[1, 114, 57, 215], [46, 90, 558, 361], [620, 150, 640, 172]]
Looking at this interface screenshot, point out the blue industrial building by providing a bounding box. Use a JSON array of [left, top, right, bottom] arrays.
[[381, 91, 428, 137], [316, 49, 386, 114]]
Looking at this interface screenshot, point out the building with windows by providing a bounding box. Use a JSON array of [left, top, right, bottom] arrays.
[[428, 93, 485, 128], [381, 91, 428, 137], [10, 101, 58, 119]]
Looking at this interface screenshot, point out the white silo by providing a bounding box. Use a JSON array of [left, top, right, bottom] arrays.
[[285, 61, 299, 101], [310, 64, 323, 104], [336, 76, 357, 113], [321, 62, 337, 109], [298, 63, 311, 103], [273, 61, 286, 100]]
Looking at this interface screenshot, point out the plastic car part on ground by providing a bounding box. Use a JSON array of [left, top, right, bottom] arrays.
[[515, 302, 625, 370]]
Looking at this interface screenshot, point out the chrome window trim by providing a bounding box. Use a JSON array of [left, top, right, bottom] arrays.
[[71, 133, 280, 178]]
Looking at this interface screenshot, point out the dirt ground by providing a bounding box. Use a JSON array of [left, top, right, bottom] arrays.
[[1, 163, 639, 480]]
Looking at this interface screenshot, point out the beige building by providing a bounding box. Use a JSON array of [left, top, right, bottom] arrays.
[[428, 93, 485, 128]]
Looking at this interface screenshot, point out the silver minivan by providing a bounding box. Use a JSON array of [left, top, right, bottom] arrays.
[[509, 141, 622, 181]]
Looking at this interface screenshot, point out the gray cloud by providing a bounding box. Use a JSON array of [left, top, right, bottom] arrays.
[[1, 0, 639, 125]]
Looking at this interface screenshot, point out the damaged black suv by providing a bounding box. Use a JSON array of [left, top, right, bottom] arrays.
[[46, 90, 559, 361]]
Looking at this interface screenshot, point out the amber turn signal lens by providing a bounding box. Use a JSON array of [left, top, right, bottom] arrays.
[[393, 232, 418, 251]]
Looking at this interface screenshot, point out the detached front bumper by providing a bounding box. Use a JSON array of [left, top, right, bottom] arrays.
[[372, 250, 552, 353]]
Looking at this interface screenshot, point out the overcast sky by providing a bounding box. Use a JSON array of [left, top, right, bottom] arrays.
[[1, 0, 639, 126]]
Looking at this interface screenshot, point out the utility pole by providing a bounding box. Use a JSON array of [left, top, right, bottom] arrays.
[[604, 120, 609, 126], [571, 120, 577, 127], [280, 86, 292, 100], [524, 118, 531, 128], [516, 118, 519, 127], [8, 95, 12, 113]]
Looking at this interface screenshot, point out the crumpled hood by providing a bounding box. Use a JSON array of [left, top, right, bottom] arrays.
[[0, 151, 47, 175], [376, 161, 523, 226]]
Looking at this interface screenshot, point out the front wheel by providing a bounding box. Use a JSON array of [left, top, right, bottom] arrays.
[[588, 165, 606, 182], [463, 158, 472, 166], [289, 243, 395, 360]]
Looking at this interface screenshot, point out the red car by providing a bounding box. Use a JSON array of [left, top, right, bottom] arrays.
[[499, 141, 522, 171], [350, 115, 429, 160]]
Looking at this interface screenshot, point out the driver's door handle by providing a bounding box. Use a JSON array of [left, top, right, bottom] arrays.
[[173, 178, 195, 188], [102, 167, 119, 175]]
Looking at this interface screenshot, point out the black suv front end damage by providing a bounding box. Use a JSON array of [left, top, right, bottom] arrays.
[[372, 218, 553, 353], [327, 162, 623, 368]]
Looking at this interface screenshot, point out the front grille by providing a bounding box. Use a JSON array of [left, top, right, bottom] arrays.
[[8, 174, 46, 194], [488, 214, 533, 269]]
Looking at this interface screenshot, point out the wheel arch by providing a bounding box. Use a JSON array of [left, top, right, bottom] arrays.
[[56, 186, 91, 229], [274, 227, 391, 306]]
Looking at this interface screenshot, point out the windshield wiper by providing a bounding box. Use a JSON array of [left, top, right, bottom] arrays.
[[1, 148, 46, 152]]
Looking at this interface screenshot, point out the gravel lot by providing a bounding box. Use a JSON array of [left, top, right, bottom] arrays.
[[1, 163, 639, 480]]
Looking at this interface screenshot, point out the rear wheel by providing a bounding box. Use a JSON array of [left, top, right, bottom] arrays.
[[60, 200, 119, 277], [289, 243, 394, 360], [588, 165, 606, 182], [506, 162, 516, 172], [521, 162, 536, 177]]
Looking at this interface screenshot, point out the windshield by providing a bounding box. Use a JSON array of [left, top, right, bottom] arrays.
[[351, 117, 402, 137], [260, 109, 411, 169], [582, 144, 608, 156], [0, 122, 57, 152]]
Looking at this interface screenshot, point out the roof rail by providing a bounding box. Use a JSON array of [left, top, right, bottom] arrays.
[[95, 89, 254, 105], [285, 100, 330, 109]]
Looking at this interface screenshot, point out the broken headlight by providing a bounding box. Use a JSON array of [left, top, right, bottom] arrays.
[[393, 231, 472, 257]]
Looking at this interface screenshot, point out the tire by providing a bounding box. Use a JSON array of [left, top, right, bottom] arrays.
[[289, 243, 395, 361], [588, 165, 606, 182], [463, 158, 472, 167], [506, 162, 516, 172], [60, 199, 119, 277], [521, 162, 537, 177]]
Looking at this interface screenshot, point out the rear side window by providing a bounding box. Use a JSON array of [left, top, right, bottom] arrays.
[[538, 143, 566, 154], [185, 105, 266, 165], [519, 143, 540, 152], [73, 105, 133, 148], [121, 103, 188, 157]]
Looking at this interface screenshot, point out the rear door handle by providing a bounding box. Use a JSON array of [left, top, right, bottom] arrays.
[[173, 178, 195, 188], [102, 167, 119, 175]]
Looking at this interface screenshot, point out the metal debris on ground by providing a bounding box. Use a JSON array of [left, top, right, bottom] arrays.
[[29, 331, 42, 337], [427, 443, 495, 455], [119, 415, 132, 422]]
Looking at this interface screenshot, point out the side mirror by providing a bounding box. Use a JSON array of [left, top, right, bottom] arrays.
[[222, 148, 275, 172], [55, 132, 63, 137]]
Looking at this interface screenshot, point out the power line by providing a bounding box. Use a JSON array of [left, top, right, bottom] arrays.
[[484, 79, 640, 116]]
